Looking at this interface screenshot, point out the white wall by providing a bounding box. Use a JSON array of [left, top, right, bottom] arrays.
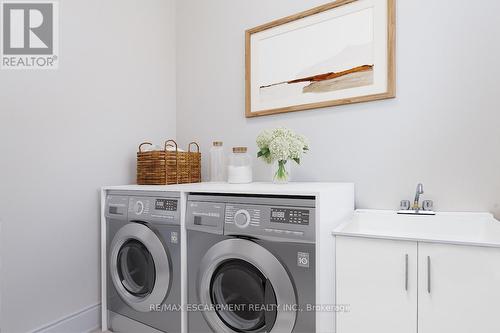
[[176, 0, 500, 218], [0, 0, 176, 331], [1, 0, 500, 331]]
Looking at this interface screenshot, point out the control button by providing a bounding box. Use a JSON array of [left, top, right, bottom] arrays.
[[134, 201, 144, 215], [234, 210, 251, 229]]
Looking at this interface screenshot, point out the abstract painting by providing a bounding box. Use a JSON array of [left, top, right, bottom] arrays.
[[246, 0, 395, 117]]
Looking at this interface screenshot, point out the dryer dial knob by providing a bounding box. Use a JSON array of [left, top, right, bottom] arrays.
[[135, 201, 144, 215], [234, 210, 251, 228]]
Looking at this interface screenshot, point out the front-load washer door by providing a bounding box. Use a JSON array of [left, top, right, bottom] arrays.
[[110, 223, 171, 312], [198, 238, 297, 333]]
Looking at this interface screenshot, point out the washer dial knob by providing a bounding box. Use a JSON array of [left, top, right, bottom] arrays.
[[134, 201, 144, 215], [234, 210, 251, 228]]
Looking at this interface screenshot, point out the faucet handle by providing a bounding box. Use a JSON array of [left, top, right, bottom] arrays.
[[422, 200, 434, 211], [400, 200, 411, 211]]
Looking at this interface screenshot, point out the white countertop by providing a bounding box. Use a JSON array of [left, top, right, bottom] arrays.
[[103, 182, 354, 196], [333, 209, 500, 248]]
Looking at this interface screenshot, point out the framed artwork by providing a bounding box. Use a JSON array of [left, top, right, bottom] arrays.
[[245, 0, 395, 117]]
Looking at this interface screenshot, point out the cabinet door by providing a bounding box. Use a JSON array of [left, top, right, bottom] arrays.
[[336, 236, 417, 333], [418, 243, 500, 333]]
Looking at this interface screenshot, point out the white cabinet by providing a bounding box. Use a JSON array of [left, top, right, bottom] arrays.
[[418, 243, 500, 333], [336, 236, 500, 333], [336, 237, 417, 333]]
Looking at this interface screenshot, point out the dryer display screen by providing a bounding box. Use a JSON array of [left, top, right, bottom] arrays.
[[271, 208, 310, 225], [155, 199, 178, 211]]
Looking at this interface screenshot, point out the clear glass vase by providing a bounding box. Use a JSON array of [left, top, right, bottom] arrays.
[[272, 160, 291, 184]]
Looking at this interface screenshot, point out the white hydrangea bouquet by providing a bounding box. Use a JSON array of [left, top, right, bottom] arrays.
[[256, 128, 309, 183]]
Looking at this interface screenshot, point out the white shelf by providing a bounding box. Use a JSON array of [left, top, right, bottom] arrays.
[[103, 181, 354, 196]]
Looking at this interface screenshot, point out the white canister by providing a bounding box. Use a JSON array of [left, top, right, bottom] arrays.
[[227, 147, 252, 184]]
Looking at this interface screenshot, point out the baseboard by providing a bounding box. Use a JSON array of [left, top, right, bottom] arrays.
[[32, 303, 101, 333]]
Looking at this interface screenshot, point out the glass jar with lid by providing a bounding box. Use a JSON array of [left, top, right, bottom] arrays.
[[210, 141, 225, 182], [227, 147, 252, 184]]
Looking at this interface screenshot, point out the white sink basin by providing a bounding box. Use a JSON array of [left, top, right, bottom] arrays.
[[333, 209, 500, 248]]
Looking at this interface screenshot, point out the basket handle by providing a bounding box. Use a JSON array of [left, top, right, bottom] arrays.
[[188, 142, 200, 153], [138, 142, 153, 152], [164, 139, 179, 183], [164, 139, 178, 152]]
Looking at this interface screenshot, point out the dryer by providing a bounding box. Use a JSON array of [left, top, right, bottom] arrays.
[[106, 191, 181, 333], [186, 193, 316, 333]]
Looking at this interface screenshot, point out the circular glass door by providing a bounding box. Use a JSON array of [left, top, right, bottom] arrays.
[[198, 239, 296, 333], [110, 223, 171, 312], [117, 240, 156, 297], [210, 259, 277, 332]]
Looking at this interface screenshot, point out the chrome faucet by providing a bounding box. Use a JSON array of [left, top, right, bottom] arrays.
[[413, 183, 424, 211], [399, 183, 435, 215]]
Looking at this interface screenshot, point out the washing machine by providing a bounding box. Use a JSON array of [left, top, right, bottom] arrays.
[[105, 191, 181, 333], [186, 193, 316, 333]]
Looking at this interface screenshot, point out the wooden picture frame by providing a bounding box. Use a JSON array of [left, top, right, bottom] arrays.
[[245, 0, 395, 118]]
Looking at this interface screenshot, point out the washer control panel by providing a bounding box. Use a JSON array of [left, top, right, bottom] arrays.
[[187, 194, 315, 242], [224, 203, 315, 242], [128, 196, 180, 224]]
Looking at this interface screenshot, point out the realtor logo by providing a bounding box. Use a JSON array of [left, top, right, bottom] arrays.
[[1, 1, 59, 69]]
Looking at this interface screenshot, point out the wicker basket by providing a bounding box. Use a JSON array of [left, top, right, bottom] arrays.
[[137, 140, 201, 185]]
